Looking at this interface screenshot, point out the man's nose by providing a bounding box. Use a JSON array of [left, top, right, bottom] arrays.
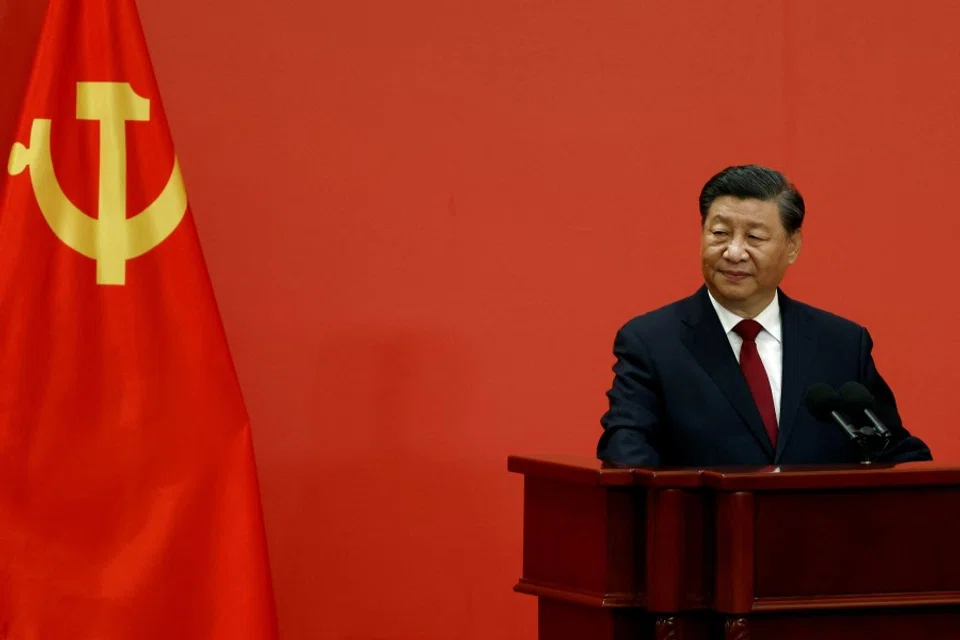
[[723, 237, 749, 262]]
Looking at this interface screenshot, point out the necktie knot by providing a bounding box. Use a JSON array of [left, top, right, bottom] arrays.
[[734, 319, 763, 342]]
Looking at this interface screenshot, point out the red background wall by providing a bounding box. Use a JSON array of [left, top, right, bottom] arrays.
[[135, 1, 960, 638]]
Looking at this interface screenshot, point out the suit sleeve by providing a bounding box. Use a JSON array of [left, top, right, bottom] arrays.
[[596, 322, 663, 466], [858, 328, 933, 463]]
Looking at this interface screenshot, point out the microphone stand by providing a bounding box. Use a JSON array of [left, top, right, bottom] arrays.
[[828, 409, 875, 464]]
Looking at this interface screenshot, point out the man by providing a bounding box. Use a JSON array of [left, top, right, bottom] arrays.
[[597, 165, 931, 467]]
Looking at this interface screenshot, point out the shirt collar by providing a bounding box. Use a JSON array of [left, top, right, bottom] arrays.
[[707, 289, 782, 343]]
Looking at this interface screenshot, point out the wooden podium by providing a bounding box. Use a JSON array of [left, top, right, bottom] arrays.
[[509, 455, 960, 639]]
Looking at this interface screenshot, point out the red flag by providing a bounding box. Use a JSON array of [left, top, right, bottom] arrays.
[[0, 1, 278, 637]]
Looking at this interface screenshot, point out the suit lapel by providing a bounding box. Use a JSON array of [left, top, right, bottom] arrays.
[[774, 290, 815, 461], [679, 287, 775, 459]]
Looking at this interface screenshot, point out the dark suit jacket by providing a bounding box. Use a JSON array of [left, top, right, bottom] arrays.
[[597, 287, 932, 467]]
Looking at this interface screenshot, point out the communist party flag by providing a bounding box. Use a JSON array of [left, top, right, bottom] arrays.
[[0, 0, 279, 637]]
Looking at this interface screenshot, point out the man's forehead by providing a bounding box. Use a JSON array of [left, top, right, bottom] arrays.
[[707, 198, 778, 224], [709, 213, 771, 228]]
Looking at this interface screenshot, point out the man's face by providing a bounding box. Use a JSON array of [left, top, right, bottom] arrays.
[[700, 195, 802, 318]]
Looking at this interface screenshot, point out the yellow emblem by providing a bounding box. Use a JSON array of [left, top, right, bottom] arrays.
[[8, 82, 187, 285]]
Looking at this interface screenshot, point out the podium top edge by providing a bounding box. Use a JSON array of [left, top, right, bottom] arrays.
[[507, 455, 960, 490], [701, 461, 960, 491], [507, 454, 637, 486]]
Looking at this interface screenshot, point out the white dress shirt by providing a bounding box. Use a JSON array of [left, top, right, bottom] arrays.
[[707, 291, 783, 423]]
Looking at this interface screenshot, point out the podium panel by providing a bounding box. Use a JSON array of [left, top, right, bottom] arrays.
[[752, 489, 960, 600]]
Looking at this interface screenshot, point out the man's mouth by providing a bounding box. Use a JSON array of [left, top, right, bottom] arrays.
[[721, 270, 751, 281]]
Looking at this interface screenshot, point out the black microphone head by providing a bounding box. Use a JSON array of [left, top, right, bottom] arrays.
[[838, 381, 875, 410], [804, 383, 843, 420]]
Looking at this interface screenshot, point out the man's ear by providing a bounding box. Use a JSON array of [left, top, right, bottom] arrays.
[[787, 229, 803, 264]]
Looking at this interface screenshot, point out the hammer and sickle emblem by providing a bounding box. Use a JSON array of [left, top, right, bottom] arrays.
[[7, 82, 187, 285]]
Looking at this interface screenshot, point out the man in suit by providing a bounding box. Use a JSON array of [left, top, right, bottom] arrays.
[[597, 165, 932, 467]]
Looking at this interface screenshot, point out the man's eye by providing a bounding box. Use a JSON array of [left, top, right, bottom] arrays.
[[712, 231, 728, 238], [749, 235, 765, 241]]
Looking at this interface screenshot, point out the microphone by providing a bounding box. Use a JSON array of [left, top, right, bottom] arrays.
[[838, 382, 893, 439], [804, 383, 864, 445]]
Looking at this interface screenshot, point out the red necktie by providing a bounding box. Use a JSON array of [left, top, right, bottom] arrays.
[[734, 319, 778, 447]]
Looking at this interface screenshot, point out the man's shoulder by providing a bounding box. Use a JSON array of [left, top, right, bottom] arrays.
[[616, 290, 699, 336], [783, 294, 867, 336]]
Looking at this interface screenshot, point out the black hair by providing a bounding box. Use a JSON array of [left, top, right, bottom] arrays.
[[699, 165, 804, 233]]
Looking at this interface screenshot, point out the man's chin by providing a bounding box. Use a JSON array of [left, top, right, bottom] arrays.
[[709, 279, 752, 301]]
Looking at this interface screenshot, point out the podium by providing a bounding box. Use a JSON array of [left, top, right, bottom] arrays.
[[509, 455, 960, 639]]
